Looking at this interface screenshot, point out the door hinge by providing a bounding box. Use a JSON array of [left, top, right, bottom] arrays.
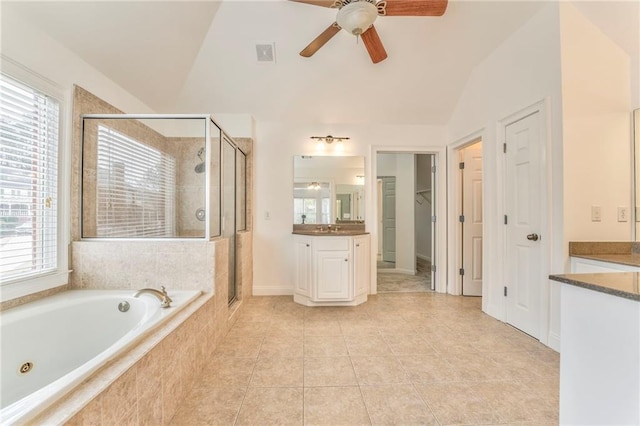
[[431, 165, 436, 173], [504, 215, 508, 225], [431, 264, 436, 272], [459, 215, 465, 223], [503, 143, 507, 153], [459, 162, 465, 170], [459, 268, 465, 276], [504, 286, 508, 297], [432, 215, 437, 223]]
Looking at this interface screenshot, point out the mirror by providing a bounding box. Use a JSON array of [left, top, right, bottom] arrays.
[[293, 155, 365, 224], [81, 116, 222, 238], [635, 109, 640, 240]]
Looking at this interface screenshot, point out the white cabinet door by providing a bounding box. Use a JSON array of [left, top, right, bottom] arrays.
[[354, 235, 370, 296], [294, 237, 312, 297], [315, 250, 350, 301]]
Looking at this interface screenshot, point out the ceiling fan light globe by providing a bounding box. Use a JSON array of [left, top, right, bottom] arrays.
[[336, 1, 378, 36]]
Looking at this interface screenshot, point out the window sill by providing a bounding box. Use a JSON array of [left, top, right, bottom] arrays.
[[0, 271, 70, 302]]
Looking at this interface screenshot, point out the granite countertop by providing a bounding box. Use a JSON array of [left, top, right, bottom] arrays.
[[549, 272, 640, 302], [569, 241, 640, 267]]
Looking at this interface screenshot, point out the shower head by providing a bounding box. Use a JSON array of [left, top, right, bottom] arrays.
[[194, 147, 205, 173]]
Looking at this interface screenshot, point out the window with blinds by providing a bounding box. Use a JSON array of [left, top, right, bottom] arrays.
[[96, 126, 176, 237], [0, 73, 59, 282]]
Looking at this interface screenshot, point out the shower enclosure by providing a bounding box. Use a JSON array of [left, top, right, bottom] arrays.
[[80, 114, 247, 305]]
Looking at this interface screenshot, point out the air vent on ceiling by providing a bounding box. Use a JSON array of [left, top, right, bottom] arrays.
[[255, 42, 276, 63]]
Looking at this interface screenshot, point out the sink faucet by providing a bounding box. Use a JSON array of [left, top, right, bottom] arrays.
[[134, 286, 173, 308]]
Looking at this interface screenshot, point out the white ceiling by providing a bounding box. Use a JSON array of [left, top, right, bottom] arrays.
[[5, 1, 637, 125]]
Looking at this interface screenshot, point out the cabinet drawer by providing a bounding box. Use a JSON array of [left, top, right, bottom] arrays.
[[314, 238, 349, 251]]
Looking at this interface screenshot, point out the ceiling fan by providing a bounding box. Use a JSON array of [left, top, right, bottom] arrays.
[[292, 0, 448, 64]]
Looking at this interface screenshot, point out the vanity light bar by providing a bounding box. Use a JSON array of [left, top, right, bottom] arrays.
[[311, 135, 350, 144]]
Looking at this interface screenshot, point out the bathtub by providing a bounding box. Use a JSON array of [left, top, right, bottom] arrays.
[[0, 289, 201, 425]]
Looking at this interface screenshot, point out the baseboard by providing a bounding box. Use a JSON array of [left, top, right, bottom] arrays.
[[547, 331, 561, 353], [252, 286, 294, 296], [416, 254, 431, 262]]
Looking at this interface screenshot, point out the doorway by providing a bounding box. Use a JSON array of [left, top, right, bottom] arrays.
[[458, 140, 483, 296], [375, 152, 435, 293]]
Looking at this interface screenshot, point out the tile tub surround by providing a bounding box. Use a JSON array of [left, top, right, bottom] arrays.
[[549, 272, 640, 301], [170, 293, 559, 425], [31, 288, 244, 425], [569, 241, 640, 267]]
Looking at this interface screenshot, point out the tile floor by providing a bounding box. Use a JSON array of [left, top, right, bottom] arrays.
[[170, 293, 559, 425], [377, 273, 432, 293]]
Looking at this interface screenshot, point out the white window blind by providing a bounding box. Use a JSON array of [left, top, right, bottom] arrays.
[[96, 126, 176, 237], [0, 73, 59, 282]]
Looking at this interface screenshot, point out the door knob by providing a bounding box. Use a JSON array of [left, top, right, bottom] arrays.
[[527, 233, 539, 241]]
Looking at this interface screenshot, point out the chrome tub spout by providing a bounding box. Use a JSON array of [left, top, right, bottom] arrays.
[[133, 286, 173, 308]]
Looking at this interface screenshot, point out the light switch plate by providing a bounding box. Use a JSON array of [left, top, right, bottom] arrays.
[[591, 205, 602, 222], [618, 206, 629, 222]]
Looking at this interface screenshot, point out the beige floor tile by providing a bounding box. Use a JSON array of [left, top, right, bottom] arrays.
[[304, 386, 371, 425], [214, 336, 263, 358], [415, 382, 501, 425], [397, 355, 458, 383], [250, 357, 303, 387], [304, 319, 343, 336], [304, 335, 349, 357], [259, 336, 304, 358], [360, 384, 438, 425], [169, 386, 245, 426], [198, 357, 256, 387], [384, 334, 437, 356], [339, 319, 380, 335], [345, 334, 391, 356], [351, 356, 410, 385], [304, 356, 358, 387], [236, 387, 303, 425]]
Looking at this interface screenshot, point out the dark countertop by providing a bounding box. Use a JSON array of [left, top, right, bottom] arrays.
[[549, 273, 640, 302]]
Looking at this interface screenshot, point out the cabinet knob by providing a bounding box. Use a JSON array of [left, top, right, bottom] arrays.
[[356, 244, 360, 247], [345, 259, 348, 262], [306, 244, 310, 247]]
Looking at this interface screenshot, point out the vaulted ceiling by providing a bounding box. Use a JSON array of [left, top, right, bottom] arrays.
[[4, 1, 637, 125]]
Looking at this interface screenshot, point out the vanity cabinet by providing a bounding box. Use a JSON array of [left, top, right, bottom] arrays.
[[293, 234, 370, 306], [570, 257, 640, 273]]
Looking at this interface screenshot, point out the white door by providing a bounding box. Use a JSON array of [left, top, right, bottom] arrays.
[[461, 143, 483, 296], [505, 112, 542, 338], [381, 177, 396, 262]]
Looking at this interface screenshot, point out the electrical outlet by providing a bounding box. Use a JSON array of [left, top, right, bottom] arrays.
[[591, 205, 602, 222], [618, 206, 629, 222]]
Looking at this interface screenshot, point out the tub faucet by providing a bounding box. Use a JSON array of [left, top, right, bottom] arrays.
[[134, 286, 173, 308]]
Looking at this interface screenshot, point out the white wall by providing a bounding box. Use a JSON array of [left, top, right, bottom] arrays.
[[253, 122, 445, 295], [560, 3, 633, 244], [446, 3, 564, 349], [1, 8, 154, 116]]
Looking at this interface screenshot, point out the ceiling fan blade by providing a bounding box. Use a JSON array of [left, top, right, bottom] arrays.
[[300, 23, 341, 57], [361, 25, 387, 64], [383, 0, 448, 16], [290, 0, 336, 8]]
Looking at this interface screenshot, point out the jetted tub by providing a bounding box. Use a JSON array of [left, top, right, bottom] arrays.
[[0, 289, 201, 425]]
